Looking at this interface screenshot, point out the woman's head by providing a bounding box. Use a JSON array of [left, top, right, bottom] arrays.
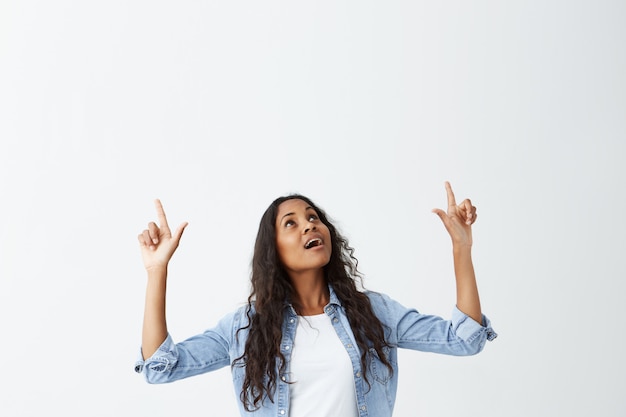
[[274, 197, 332, 278], [250, 194, 349, 307]]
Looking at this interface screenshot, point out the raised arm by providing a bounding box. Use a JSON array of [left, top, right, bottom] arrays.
[[137, 199, 188, 359], [432, 182, 482, 324]]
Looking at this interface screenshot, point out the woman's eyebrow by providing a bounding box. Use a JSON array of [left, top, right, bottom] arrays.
[[280, 207, 315, 223], [279, 212, 295, 224]]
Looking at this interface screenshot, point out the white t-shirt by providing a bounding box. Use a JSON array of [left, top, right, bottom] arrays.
[[288, 313, 358, 417]]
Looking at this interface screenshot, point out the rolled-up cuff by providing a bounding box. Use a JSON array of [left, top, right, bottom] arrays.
[[134, 334, 176, 374], [451, 306, 498, 343]]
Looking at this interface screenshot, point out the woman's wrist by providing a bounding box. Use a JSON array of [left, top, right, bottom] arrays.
[[452, 243, 472, 256], [146, 264, 168, 279]]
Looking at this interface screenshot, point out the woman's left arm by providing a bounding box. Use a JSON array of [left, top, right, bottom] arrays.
[[432, 181, 482, 324]]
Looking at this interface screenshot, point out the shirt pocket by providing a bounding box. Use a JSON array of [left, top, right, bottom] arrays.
[[368, 346, 393, 384]]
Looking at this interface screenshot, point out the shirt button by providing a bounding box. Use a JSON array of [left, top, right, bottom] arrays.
[[356, 372, 361, 378], [280, 410, 286, 415], [281, 375, 286, 381], [284, 345, 290, 350], [346, 343, 353, 348], [289, 318, 295, 323], [333, 318, 338, 323], [361, 405, 367, 411]]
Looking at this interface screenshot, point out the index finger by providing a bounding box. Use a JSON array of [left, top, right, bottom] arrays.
[[154, 199, 171, 231], [444, 181, 457, 208]]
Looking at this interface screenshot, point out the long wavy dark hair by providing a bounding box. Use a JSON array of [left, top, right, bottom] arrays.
[[233, 194, 393, 412]]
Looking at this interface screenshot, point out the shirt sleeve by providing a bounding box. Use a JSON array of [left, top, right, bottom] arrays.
[[134, 309, 242, 384], [369, 292, 497, 356]]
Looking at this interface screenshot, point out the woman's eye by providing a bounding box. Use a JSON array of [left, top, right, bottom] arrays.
[[308, 214, 318, 221], [285, 220, 295, 227]]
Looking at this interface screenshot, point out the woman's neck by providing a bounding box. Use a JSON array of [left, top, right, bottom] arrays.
[[290, 270, 329, 316]]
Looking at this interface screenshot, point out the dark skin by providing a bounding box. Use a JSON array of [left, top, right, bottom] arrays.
[[274, 199, 332, 315]]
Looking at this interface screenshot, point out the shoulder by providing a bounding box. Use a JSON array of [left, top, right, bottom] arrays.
[[213, 303, 255, 334], [362, 290, 394, 316], [364, 290, 393, 307], [363, 290, 415, 321]]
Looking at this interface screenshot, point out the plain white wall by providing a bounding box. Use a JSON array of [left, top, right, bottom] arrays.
[[1, 1, 625, 416]]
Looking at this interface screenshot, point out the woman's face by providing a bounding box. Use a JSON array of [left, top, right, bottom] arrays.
[[275, 199, 332, 278]]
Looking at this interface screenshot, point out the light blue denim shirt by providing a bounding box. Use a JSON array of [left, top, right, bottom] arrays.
[[135, 287, 497, 416]]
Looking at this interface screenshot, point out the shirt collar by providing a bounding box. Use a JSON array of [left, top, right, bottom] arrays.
[[284, 284, 343, 315], [327, 285, 342, 307]]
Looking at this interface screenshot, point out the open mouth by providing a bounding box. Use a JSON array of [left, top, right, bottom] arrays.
[[304, 238, 323, 249]]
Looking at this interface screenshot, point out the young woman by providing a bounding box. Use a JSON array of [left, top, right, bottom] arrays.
[[135, 182, 496, 417]]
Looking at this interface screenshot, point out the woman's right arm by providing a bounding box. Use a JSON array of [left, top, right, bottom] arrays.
[[138, 199, 188, 359]]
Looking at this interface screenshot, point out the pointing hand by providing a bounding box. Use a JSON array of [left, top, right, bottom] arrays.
[[432, 182, 476, 248], [137, 199, 188, 271]]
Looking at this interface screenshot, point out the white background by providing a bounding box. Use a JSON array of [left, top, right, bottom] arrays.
[[1, 1, 625, 416]]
